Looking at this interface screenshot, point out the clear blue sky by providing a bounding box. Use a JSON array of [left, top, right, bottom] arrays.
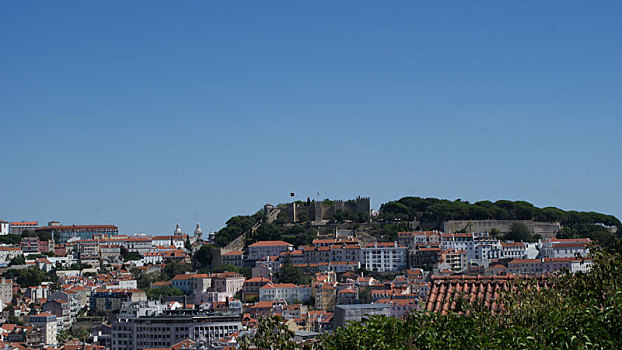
[[1, 1, 620, 235]]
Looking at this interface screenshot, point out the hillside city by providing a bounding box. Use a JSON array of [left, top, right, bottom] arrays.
[[0, 197, 617, 350]]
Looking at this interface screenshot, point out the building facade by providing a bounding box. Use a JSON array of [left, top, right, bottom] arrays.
[[112, 309, 241, 350], [37, 222, 118, 244]]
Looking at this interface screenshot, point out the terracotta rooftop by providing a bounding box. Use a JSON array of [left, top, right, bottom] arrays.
[[249, 240, 293, 247], [425, 275, 548, 315]]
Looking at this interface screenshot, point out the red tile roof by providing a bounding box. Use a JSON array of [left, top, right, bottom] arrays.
[[425, 275, 548, 315], [249, 241, 293, 247], [9, 221, 38, 226]]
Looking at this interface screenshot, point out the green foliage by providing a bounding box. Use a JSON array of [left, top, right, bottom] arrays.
[[192, 244, 215, 269], [214, 212, 263, 247], [145, 286, 184, 299], [489, 228, 500, 239], [372, 222, 410, 242], [238, 316, 299, 350], [239, 266, 252, 278], [558, 223, 618, 247], [162, 261, 192, 280], [21, 229, 51, 241], [275, 210, 290, 224], [0, 234, 23, 245], [212, 264, 239, 273], [3, 265, 57, 287], [322, 244, 622, 349], [10, 255, 26, 266], [122, 251, 142, 261], [297, 210, 310, 223], [504, 223, 539, 242], [331, 209, 370, 224], [358, 287, 373, 304], [380, 197, 620, 229], [7, 315, 22, 325], [278, 265, 309, 285], [247, 222, 316, 247], [135, 271, 168, 289]]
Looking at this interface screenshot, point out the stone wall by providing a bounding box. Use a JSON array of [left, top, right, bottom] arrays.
[[443, 220, 560, 239], [284, 197, 371, 223]]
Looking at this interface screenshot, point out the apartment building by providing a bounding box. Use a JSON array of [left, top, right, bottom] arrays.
[[540, 238, 590, 258], [27, 313, 57, 346], [112, 308, 241, 350], [259, 283, 311, 303], [248, 241, 293, 261], [361, 242, 408, 272], [0, 278, 13, 307]]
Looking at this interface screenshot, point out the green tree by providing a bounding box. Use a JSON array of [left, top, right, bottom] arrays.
[[145, 286, 184, 299], [358, 287, 373, 304], [0, 234, 23, 245], [504, 223, 531, 242], [238, 316, 298, 350], [10, 255, 26, 266], [489, 228, 501, 239], [192, 244, 215, 269], [136, 271, 168, 289], [278, 265, 307, 285], [297, 211, 309, 223], [3, 265, 56, 287], [212, 264, 239, 273], [123, 251, 142, 261], [162, 261, 192, 280]]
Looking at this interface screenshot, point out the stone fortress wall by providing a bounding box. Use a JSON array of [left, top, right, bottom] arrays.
[[443, 220, 561, 239]]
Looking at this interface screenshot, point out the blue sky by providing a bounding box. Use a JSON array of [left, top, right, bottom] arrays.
[[1, 1, 620, 235]]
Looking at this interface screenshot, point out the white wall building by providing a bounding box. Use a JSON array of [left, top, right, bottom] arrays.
[[248, 241, 293, 261], [361, 242, 408, 272], [0, 220, 9, 236], [259, 283, 311, 303], [28, 313, 58, 346], [540, 238, 590, 258]]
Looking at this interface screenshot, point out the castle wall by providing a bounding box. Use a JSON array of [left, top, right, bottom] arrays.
[[443, 220, 560, 239]]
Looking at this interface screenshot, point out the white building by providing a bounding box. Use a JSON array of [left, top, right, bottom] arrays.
[[112, 306, 241, 350], [212, 273, 245, 295], [9, 221, 39, 235], [259, 283, 311, 303], [0, 278, 13, 308], [543, 257, 592, 274], [151, 235, 185, 250], [500, 242, 526, 259], [507, 259, 544, 276], [28, 313, 57, 346], [540, 238, 590, 258], [248, 241, 293, 261], [0, 246, 23, 264], [442, 233, 500, 262], [0, 220, 9, 236], [361, 242, 408, 272], [142, 252, 164, 265]]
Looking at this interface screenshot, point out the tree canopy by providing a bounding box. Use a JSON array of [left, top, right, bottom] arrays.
[[379, 197, 620, 227], [144, 286, 184, 300], [192, 244, 215, 269], [3, 265, 57, 287]]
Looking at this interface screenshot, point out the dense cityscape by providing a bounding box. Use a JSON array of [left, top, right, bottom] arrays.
[[0, 196, 616, 349], [3, 1, 621, 349]]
